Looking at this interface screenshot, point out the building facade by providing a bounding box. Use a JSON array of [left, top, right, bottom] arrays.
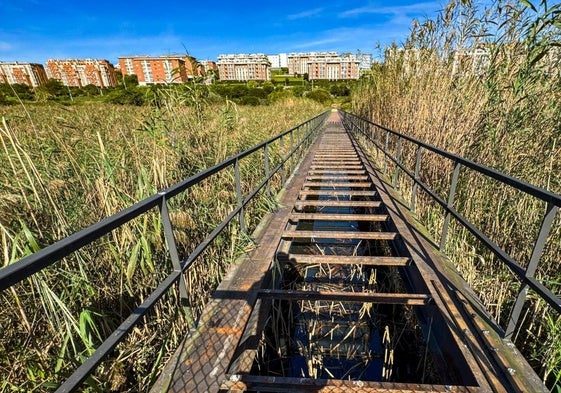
[[0, 62, 48, 87], [288, 52, 360, 80], [119, 56, 186, 85], [267, 53, 288, 69], [118, 55, 205, 85], [451, 48, 491, 76], [46, 59, 117, 87], [200, 60, 218, 73], [216, 54, 270, 81], [356, 51, 373, 71]]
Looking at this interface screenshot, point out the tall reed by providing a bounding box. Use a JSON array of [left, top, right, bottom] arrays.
[[0, 95, 323, 391], [353, 0, 560, 388]]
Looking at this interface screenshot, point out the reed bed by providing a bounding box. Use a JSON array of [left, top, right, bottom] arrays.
[[352, 0, 561, 388], [0, 96, 323, 391]]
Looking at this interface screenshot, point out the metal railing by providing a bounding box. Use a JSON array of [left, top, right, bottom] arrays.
[[0, 110, 329, 392], [340, 110, 561, 339]]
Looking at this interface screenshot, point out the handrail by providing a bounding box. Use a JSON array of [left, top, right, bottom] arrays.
[[0, 110, 329, 392], [340, 109, 560, 340], [0, 111, 328, 291]]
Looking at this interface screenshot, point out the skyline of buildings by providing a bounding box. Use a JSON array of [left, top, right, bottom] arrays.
[[0, 50, 374, 88]]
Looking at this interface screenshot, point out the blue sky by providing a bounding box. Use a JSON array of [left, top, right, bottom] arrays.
[[0, 0, 445, 64]]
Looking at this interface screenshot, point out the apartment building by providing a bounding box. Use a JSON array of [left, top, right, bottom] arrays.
[[118, 55, 205, 85], [200, 60, 218, 73], [267, 53, 288, 69], [119, 56, 186, 85], [216, 54, 270, 81], [46, 59, 116, 87], [451, 48, 491, 76], [356, 51, 373, 71], [288, 52, 360, 80], [0, 62, 48, 87]]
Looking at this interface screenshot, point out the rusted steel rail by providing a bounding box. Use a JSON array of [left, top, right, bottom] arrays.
[[154, 111, 548, 392]]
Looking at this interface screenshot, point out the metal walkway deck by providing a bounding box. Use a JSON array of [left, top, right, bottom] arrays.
[[154, 112, 545, 392]]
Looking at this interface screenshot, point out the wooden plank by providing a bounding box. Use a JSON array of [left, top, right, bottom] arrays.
[[298, 190, 377, 196], [258, 289, 431, 305], [312, 160, 361, 164], [308, 169, 365, 174], [279, 254, 411, 266], [294, 200, 381, 207], [306, 175, 369, 181], [302, 182, 372, 188], [290, 213, 388, 221], [310, 164, 363, 171], [282, 230, 397, 240]]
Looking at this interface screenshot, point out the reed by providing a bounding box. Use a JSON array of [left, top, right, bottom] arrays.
[[0, 96, 323, 391], [352, 0, 560, 388]]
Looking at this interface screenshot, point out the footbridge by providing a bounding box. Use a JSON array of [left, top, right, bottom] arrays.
[[1, 110, 559, 392]]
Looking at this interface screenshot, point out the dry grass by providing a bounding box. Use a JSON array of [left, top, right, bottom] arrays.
[[0, 96, 323, 391]]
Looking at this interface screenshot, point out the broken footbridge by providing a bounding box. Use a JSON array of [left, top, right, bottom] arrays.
[[1, 110, 560, 392]]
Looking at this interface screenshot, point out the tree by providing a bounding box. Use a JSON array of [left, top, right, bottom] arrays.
[[262, 81, 274, 94]]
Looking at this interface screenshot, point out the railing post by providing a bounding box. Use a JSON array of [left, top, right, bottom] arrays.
[[393, 136, 402, 188], [279, 134, 286, 186], [505, 202, 558, 338], [440, 161, 461, 250], [264, 143, 270, 197], [158, 194, 193, 322], [234, 158, 246, 234], [290, 130, 295, 173], [411, 146, 423, 212], [383, 131, 390, 175]]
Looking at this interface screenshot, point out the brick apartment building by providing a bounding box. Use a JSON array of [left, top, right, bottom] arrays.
[[0, 62, 48, 87], [199, 60, 218, 74], [288, 52, 360, 80], [118, 55, 204, 85], [46, 59, 117, 87], [216, 54, 270, 81]]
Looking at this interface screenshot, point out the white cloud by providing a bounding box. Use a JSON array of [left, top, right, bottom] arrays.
[[287, 7, 324, 20]]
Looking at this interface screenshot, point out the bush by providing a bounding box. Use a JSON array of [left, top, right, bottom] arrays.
[[268, 89, 294, 103], [239, 95, 260, 106], [306, 88, 332, 105], [103, 88, 144, 105]]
